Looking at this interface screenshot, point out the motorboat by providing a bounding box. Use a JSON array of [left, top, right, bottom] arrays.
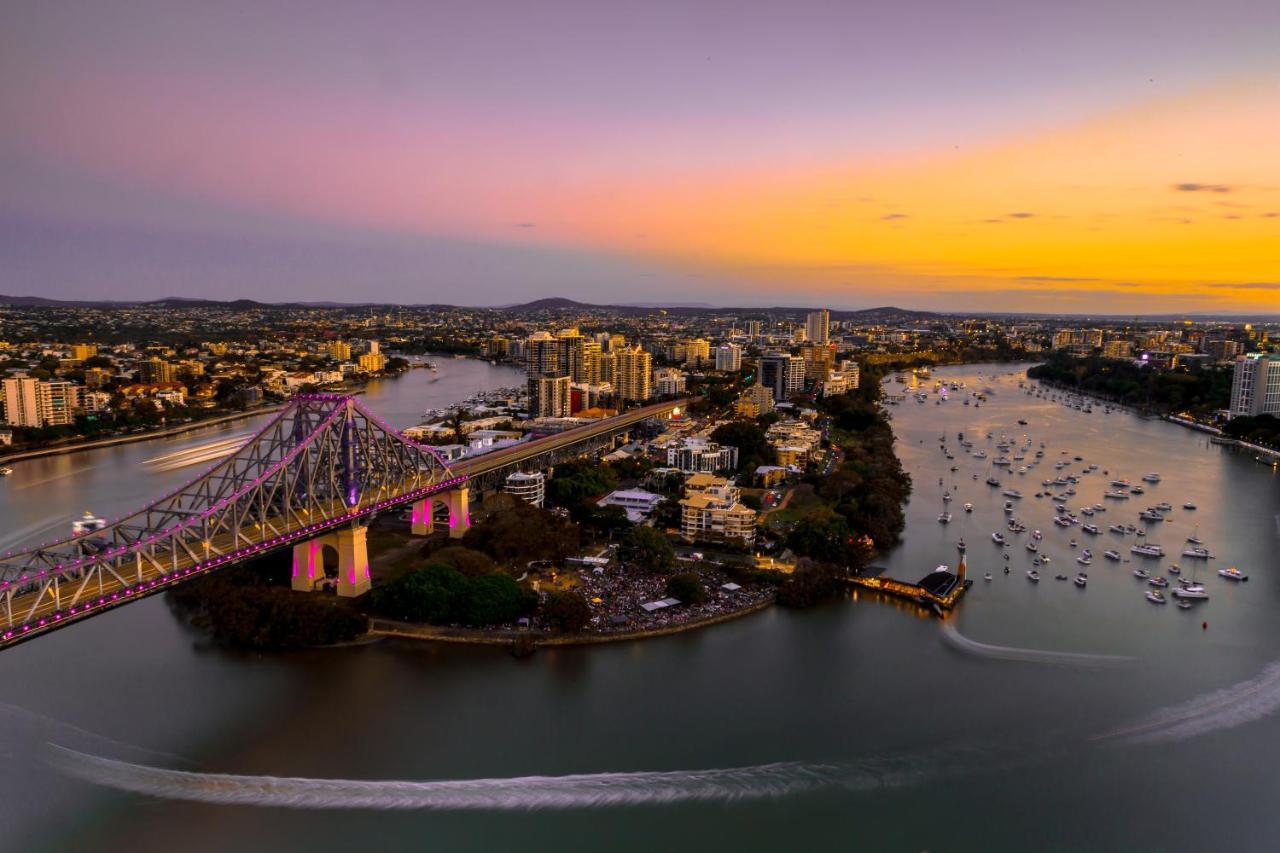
[[1148, 576, 1169, 588], [1167, 564, 1181, 574], [1082, 524, 1100, 535], [72, 511, 107, 536], [938, 512, 952, 524], [1139, 510, 1165, 522], [1002, 489, 1023, 499], [1004, 502, 1015, 514], [1077, 556, 1092, 566], [1131, 544, 1164, 557], [1069, 538, 1078, 548], [963, 502, 974, 513], [992, 532, 1007, 545], [957, 538, 966, 551], [942, 492, 953, 502], [1146, 590, 1167, 604], [1173, 584, 1209, 600], [0, 466, 12, 476], [1183, 502, 1197, 510], [1104, 550, 1121, 561], [1032, 529, 1043, 540], [1182, 547, 1212, 559], [1055, 573, 1068, 581], [1026, 541, 1039, 552], [1155, 502, 1172, 512], [1109, 524, 1126, 534], [1130, 486, 1146, 495], [1110, 478, 1131, 488], [1132, 568, 1150, 579], [1142, 473, 1161, 483], [1176, 600, 1193, 609], [1218, 567, 1248, 581], [983, 573, 992, 581], [1027, 570, 1041, 582], [986, 477, 1001, 487], [1073, 575, 1087, 588], [992, 457, 1012, 467], [1104, 491, 1130, 500]]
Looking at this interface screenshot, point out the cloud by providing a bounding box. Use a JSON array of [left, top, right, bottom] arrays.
[[1017, 275, 1101, 283], [1263, 212, 1279, 218], [1007, 212, 1035, 219], [1174, 183, 1233, 193], [980, 218, 1004, 224], [880, 213, 909, 221], [1205, 282, 1280, 290], [513, 222, 536, 229]]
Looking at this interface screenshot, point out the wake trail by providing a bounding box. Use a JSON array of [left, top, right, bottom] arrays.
[[940, 623, 1135, 668], [1096, 660, 1280, 744], [52, 743, 1023, 811]]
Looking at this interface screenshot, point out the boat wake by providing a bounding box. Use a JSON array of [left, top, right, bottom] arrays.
[[940, 623, 1135, 669], [1095, 661, 1280, 744], [52, 743, 1016, 811]]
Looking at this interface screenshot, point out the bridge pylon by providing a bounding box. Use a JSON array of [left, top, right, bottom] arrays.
[[410, 496, 435, 536], [289, 523, 371, 597], [444, 486, 470, 538]]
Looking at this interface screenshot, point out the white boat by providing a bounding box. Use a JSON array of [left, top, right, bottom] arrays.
[[1073, 575, 1087, 588], [1082, 524, 1100, 535], [1173, 584, 1209, 600], [983, 573, 992, 581], [1142, 473, 1161, 483], [938, 512, 952, 524], [1146, 590, 1167, 604], [1104, 550, 1121, 561], [1139, 510, 1165, 522], [72, 511, 107, 536], [1133, 568, 1150, 578], [1183, 502, 1197, 510], [1002, 489, 1023, 499], [1217, 567, 1248, 581], [1027, 570, 1041, 582], [1077, 556, 1092, 566], [1176, 600, 1193, 609], [1131, 544, 1164, 558], [1182, 547, 1212, 559], [992, 532, 1006, 545], [963, 503, 974, 513], [0, 466, 12, 476], [1104, 491, 1130, 500], [1148, 576, 1169, 588], [1026, 541, 1039, 552]]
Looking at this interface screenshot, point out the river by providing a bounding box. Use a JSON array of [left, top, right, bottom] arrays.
[[3, 362, 1279, 852]]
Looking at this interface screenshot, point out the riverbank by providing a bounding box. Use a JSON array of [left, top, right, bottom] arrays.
[[367, 595, 775, 648], [0, 405, 286, 464]]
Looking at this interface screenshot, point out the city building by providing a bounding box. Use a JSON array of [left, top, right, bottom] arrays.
[[2, 377, 81, 428], [735, 383, 775, 418], [504, 471, 546, 507], [654, 367, 687, 397], [800, 343, 836, 382], [805, 309, 830, 345], [71, 344, 98, 361], [139, 358, 176, 384], [357, 351, 387, 373], [666, 438, 738, 473], [597, 488, 665, 523], [526, 331, 569, 416], [683, 338, 711, 367], [328, 341, 352, 361], [1102, 340, 1133, 359], [679, 477, 756, 546], [1229, 353, 1280, 418], [1205, 339, 1242, 361], [758, 352, 805, 401], [614, 345, 652, 402], [715, 343, 742, 372], [531, 375, 572, 418]]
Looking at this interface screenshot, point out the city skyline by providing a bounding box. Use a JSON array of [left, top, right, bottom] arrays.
[[3, 1, 1279, 312]]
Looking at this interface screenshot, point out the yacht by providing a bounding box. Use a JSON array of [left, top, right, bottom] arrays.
[[1182, 546, 1212, 559], [1173, 584, 1209, 600], [1110, 478, 1132, 488], [1217, 567, 1248, 582], [1055, 573, 1069, 581], [1148, 576, 1169, 588], [1142, 473, 1161, 483], [1104, 490, 1130, 500], [992, 532, 1007, 545], [1109, 524, 1126, 534], [1104, 549, 1121, 561], [1154, 502, 1172, 512], [1139, 510, 1165, 522], [1146, 590, 1167, 604], [1182, 502, 1197, 510], [1131, 543, 1164, 557], [1002, 489, 1023, 499], [1082, 524, 1100, 535]]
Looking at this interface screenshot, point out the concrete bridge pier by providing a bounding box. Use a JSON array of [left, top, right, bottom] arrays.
[[444, 486, 470, 538], [409, 496, 435, 536], [290, 524, 371, 597]]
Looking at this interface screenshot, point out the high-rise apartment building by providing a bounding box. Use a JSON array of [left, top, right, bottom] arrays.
[[531, 376, 572, 418], [805, 310, 830, 345], [758, 352, 805, 401], [654, 367, 686, 396], [715, 343, 742, 372], [525, 331, 566, 415], [71, 344, 98, 361], [1229, 353, 1280, 418], [614, 345, 652, 402], [2, 377, 80, 428], [328, 341, 352, 361], [683, 338, 711, 367], [139, 358, 177, 384], [801, 343, 836, 382]]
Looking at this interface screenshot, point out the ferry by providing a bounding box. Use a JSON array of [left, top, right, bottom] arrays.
[[1131, 543, 1164, 558], [1217, 567, 1248, 581], [72, 511, 107, 536]]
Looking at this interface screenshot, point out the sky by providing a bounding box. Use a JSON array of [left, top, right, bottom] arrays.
[[2, 0, 1279, 313]]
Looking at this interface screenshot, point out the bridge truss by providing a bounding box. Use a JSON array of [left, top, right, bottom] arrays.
[[0, 394, 464, 646]]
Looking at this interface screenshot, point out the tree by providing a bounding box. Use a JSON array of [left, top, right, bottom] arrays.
[[776, 559, 841, 608], [461, 494, 580, 565], [787, 506, 853, 564], [618, 525, 675, 574], [710, 420, 771, 473], [546, 459, 617, 507], [542, 590, 592, 633], [665, 572, 707, 604], [422, 545, 499, 577]]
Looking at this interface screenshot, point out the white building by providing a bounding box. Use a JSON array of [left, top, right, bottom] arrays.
[[715, 343, 742, 372], [2, 377, 81, 428], [667, 438, 738, 473], [597, 488, 665, 523], [654, 367, 687, 397], [504, 471, 546, 507], [805, 309, 830, 345], [1230, 353, 1280, 418]]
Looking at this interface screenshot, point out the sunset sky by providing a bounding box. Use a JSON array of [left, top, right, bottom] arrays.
[[2, 0, 1278, 312]]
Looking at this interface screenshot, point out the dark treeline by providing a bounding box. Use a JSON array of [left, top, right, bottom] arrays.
[[1027, 352, 1232, 416], [778, 367, 912, 606], [1222, 414, 1280, 448]]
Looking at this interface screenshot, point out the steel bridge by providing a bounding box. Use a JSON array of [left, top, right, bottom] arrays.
[[0, 394, 686, 650]]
